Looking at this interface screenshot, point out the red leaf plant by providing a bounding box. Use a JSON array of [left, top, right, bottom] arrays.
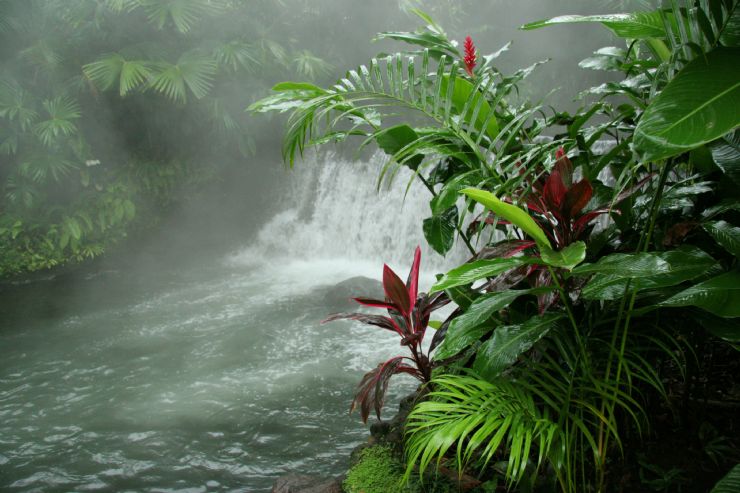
[[463, 35, 477, 77], [322, 246, 449, 423], [469, 148, 653, 312]]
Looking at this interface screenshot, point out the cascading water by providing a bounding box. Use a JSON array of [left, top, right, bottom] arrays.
[[0, 152, 467, 493], [230, 150, 468, 276]]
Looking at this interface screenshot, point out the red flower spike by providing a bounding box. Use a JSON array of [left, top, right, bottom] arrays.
[[464, 36, 477, 77]]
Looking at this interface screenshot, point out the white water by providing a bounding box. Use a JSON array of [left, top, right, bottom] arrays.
[[0, 152, 468, 492]]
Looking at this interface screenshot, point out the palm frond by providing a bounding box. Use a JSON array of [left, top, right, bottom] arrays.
[[148, 54, 216, 102], [404, 374, 562, 486], [138, 0, 226, 33], [34, 97, 81, 146]]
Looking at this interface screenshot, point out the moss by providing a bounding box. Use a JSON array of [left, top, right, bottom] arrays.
[[343, 445, 464, 493]]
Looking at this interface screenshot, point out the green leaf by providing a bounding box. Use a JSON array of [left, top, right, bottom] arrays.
[[709, 130, 740, 184], [439, 75, 498, 139], [435, 288, 552, 360], [692, 312, 740, 344], [521, 12, 667, 39], [572, 252, 671, 277], [581, 246, 718, 300], [473, 313, 563, 380], [719, 5, 740, 48], [634, 48, 740, 162], [461, 188, 552, 249], [539, 242, 586, 271], [660, 271, 740, 317], [272, 81, 326, 93], [704, 220, 740, 258], [711, 464, 740, 493], [374, 124, 423, 169], [431, 170, 482, 215], [431, 257, 539, 293], [423, 206, 458, 256]]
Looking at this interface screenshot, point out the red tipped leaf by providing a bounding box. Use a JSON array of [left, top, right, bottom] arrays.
[[406, 246, 421, 314], [383, 264, 411, 315]]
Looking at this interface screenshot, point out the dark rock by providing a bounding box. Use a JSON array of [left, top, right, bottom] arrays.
[[322, 276, 383, 308], [271, 474, 343, 493], [368, 392, 419, 448]]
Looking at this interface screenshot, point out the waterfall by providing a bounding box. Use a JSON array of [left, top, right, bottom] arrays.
[[228, 151, 469, 283]]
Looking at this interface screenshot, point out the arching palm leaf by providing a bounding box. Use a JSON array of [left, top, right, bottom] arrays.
[[83, 54, 153, 96], [138, 0, 225, 33], [148, 54, 216, 102]]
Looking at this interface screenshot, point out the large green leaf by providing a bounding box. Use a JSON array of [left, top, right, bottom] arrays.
[[435, 288, 551, 360], [711, 464, 740, 493], [423, 206, 457, 256], [660, 271, 740, 317], [693, 312, 740, 343], [461, 188, 552, 249], [634, 48, 740, 162], [374, 124, 423, 169], [521, 12, 667, 39], [473, 313, 563, 380], [431, 257, 539, 293], [572, 251, 670, 277], [719, 4, 740, 48], [540, 242, 586, 271], [704, 220, 740, 258], [581, 246, 718, 300]]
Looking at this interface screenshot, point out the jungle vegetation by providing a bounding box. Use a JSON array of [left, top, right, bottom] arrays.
[[253, 0, 740, 491]]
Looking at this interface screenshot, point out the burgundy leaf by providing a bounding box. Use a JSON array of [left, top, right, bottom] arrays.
[[613, 173, 655, 205], [572, 208, 615, 235], [350, 357, 420, 423], [400, 332, 423, 346], [322, 312, 403, 335], [543, 169, 567, 211], [562, 179, 593, 218], [383, 264, 411, 316], [406, 246, 421, 314], [553, 148, 573, 187], [353, 297, 399, 312]]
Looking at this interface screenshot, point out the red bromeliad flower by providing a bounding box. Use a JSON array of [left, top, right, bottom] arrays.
[[322, 246, 450, 422], [464, 35, 477, 77]]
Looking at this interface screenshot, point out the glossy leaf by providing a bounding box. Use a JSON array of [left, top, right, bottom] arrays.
[[431, 170, 482, 215], [374, 124, 423, 169], [660, 271, 740, 317], [539, 242, 586, 271], [435, 288, 552, 360], [703, 220, 740, 258], [572, 252, 671, 277], [521, 12, 667, 39], [581, 246, 718, 300], [634, 48, 740, 162], [692, 312, 740, 344], [710, 464, 740, 493], [431, 257, 540, 293], [461, 188, 552, 249], [709, 130, 740, 184], [439, 75, 498, 138], [423, 206, 457, 255], [473, 314, 563, 380]]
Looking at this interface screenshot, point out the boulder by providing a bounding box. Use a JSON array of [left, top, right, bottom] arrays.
[[322, 276, 383, 308], [271, 474, 343, 493]]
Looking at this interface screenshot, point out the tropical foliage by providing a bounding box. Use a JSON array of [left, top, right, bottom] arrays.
[[0, 0, 337, 277], [256, 1, 739, 491], [323, 246, 450, 423]]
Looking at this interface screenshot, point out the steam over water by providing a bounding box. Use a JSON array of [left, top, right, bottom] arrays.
[[0, 154, 465, 492]]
